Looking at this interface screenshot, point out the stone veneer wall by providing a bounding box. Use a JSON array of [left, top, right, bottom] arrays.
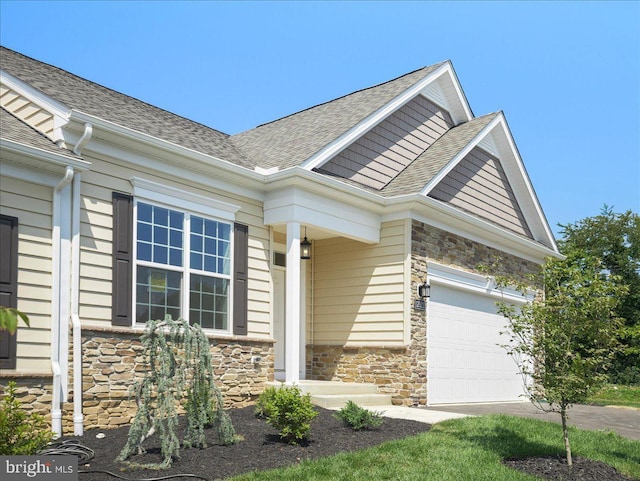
[[309, 221, 539, 406], [0, 328, 273, 435]]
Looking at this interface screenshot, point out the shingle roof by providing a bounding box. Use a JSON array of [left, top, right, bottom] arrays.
[[380, 112, 498, 197], [0, 47, 251, 167], [230, 64, 446, 170], [0, 106, 83, 160]]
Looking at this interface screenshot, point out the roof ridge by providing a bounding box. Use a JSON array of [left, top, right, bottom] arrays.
[[248, 62, 449, 130], [0, 46, 231, 138], [0, 105, 80, 158]]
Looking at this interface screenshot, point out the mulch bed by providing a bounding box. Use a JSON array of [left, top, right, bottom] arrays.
[[504, 455, 635, 481], [59, 406, 633, 481]]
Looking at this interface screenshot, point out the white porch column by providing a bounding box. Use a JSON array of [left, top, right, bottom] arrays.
[[285, 222, 301, 384]]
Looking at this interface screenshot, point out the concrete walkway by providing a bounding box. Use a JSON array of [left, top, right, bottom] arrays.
[[361, 402, 639, 440]]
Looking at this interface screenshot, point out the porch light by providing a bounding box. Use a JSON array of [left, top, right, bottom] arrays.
[[417, 280, 430, 299], [300, 227, 312, 260]]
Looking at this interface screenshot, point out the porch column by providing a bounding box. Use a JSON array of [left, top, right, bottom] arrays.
[[285, 222, 301, 384]]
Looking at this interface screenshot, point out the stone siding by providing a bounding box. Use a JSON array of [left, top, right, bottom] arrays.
[[1, 329, 273, 435]]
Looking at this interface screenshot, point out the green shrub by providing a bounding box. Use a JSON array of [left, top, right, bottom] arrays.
[[254, 386, 278, 418], [334, 400, 384, 431], [0, 381, 54, 454], [259, 385, 318, 444]]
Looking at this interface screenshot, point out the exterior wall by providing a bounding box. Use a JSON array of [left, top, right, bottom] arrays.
[[312, 219, 406, 345], [429, 146, 532, 238], [78, 149, 271, 338], [310, 219, 539, 406], [0, 176, 52, 374], [0, 84, 55, 137], [0, 328, 274, 434], [318, 95, 454, 190]]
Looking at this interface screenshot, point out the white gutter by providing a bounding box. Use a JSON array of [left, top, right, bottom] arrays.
[[70, 172, 83, 435], [51, 165, 74, 438]]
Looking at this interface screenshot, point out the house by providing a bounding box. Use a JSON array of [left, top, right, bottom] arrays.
[[0, 46, 559, 437]]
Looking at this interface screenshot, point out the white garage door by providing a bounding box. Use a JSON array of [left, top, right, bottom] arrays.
[[427, 285, 525, 404]]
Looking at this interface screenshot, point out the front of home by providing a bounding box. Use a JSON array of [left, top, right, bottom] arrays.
[[0, 47, 559, 436]]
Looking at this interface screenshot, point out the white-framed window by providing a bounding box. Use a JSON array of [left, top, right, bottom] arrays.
[[130, 177, 240, 332]]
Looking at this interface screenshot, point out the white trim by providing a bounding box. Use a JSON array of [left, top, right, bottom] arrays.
[[403, 218, 412, 345], [130, 176, 241, 222], [418, 113, 557, 251], [285, 222, 301, 384], [0, 138, 91, 170], [420, 114, 502, 195], [0, 161, 65, 187], [1, 69, 71, 121], [427, 261, 528, 304]]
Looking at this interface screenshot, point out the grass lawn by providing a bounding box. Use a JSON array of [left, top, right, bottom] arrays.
[[587, 384, 640, 409], [230, 415, 640, 481]]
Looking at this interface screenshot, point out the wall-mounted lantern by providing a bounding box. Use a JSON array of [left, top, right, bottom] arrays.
[[300, 227, 312, 260], [417, 280, 431, 299]]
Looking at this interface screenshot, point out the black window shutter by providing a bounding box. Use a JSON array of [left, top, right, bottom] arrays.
[[112, 192, 133, 326], [233, 222, 248, 335], [0, 215, 19, 369]]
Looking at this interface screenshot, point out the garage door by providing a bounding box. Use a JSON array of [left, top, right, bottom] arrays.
[[427, 284, 525, 404]]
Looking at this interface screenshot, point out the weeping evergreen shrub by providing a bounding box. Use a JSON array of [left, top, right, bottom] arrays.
[[117, 316, 237, 469]]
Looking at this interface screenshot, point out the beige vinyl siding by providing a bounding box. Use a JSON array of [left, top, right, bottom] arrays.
[[0, 84, 55, 137], [312, 220, 407, 345], [430, 147, 533, 238], [0, 176, 52, 374], [78, 151, 271, 338], [318, 95, 454, 190]]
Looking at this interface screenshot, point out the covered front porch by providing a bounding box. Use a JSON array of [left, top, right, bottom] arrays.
[[263, 183, 427, 407]]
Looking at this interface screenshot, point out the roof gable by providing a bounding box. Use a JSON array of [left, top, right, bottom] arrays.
[[421, 112, 556, 249], [315, 94, 454, 190], [429, 145, 532, 238]]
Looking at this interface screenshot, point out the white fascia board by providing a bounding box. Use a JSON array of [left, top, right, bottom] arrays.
[[490, 116, 558, 252], [63, 114, 265, 202], [301, 62, 471, 172], [0, 160, 64, 187], [427, 261, 529, 304], [419, 113, 557, 252], [264, 185, 380, 244], [0, 138, 91, 171], [68, 110, 265, 181], [1, 70, 71, 140]]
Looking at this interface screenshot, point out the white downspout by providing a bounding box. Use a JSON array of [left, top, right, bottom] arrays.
[[52, 165, 74, 438], [71, 172, 83, 435]]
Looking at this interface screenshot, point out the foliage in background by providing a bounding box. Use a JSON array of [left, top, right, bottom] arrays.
[[0, 381, 53, 454], [559, 207, 640, 385], [117, 316, 237, 469], [493, 255, 626, 466], [257, 385, 318, 445], [586, 384, 640, 409], [334, 400, 384, 431], [0, 307, 29, 335]]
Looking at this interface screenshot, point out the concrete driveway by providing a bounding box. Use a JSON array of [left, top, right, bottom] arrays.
[[425, 402, 640, 440]]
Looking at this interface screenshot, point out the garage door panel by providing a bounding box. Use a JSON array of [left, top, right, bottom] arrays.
[[427, 286, 525, 404]]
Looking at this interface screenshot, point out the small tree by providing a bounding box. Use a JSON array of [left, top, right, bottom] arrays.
[[117, 316, 237, 469], [494, 255, 626, 466]]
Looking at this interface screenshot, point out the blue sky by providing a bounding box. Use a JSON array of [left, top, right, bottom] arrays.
[[1, 1, 638, 237]]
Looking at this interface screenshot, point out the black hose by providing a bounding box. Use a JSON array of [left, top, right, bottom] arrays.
[[38, 440, 211, 481], [78, 471, 209, 481]]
